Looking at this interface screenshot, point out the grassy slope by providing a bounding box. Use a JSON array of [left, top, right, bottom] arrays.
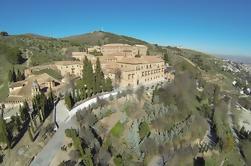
[[0, 35, 75, 101], [0, 54, 10, 100]]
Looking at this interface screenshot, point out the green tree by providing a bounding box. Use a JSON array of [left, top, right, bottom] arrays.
[[95, 58, 104, 93], [0, 117, 11, 149], [17, 69, 22, 81], [83, 148, 93, 166], [65, 93, 74, 110], [139, 121, 150, 140], [76, 89, 81, 102], [163, 51, 169, 64], [12, 67, 17, 82], [48, 86, 54, 109], [8, 70, 13, 82], [104, 78, 113, 92], [11, 114, 22, 132], [19, 101, 29, 121], [82, 56, 94, 97]]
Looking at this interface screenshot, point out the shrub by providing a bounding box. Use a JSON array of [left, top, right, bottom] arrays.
[[65, 128, 78, 138], [139, 121, 150, 140], [114, 155, 123, 166], [111, 122, 124, 138]]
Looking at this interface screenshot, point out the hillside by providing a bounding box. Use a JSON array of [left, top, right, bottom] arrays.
[[0, 31, 249, 102], [0, 34, 79, 100], [62, 31, 148, 46], [0, 31, 249, 100]]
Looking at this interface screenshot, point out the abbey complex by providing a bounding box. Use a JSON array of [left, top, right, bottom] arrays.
[[3, 44, 174, 108]]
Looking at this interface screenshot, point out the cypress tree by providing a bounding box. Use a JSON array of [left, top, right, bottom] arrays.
[[95, 58, 104, 93], [104, 78, 113, 92], [12, 67, 17, 82], [164, 54, 168, 63], [82, 56, 94, 96], [80, 87, 86, 100], [87, 59, 94, 95], [76, 89, 81, 102], [17, 69, 22, 81], [72, 87, 76, 102], [19, 101, 29, 121], [22, 72, 25, 80], [0, 117, 11, 149], [65, 93, 74, 110], [48, 86, 54, 109], [8, 70, 13, 82]]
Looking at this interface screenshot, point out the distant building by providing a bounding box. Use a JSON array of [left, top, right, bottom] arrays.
[[71, 52, 89, 61], [87, 46, 101, 53], [101, 43, 148, 57], [54, 61, 83, 77]]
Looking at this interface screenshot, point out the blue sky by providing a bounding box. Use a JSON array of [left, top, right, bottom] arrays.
[[0, 0, 251, 56]]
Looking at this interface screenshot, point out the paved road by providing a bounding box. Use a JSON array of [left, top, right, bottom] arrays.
[[54, 100, 69, 125], [31, 91, 118, 166]]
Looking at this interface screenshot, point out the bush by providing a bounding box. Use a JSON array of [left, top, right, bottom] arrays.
[[65, 93, 74, 110], [114, 155, 123, 166], [139, 121, 150, 140], [111, 122, 124, 138], [65, 128, 78, 138]]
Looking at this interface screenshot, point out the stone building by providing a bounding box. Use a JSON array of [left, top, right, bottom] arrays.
[[3, 44, 169, 109], [115, 56, 165, 88], [134, 44, 148, 56], [70, 44, 166, 88], [101, 43, 148, 57], [87, 46, 101, 53], [20, 44, 166, 101], [72, 52, 89, 61], [54, 61, 83, 77], [4, 73, 65, 108], [24, 64, 57, 77]]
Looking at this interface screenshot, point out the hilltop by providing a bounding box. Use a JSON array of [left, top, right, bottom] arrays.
[[62, 31, 148, 46]]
